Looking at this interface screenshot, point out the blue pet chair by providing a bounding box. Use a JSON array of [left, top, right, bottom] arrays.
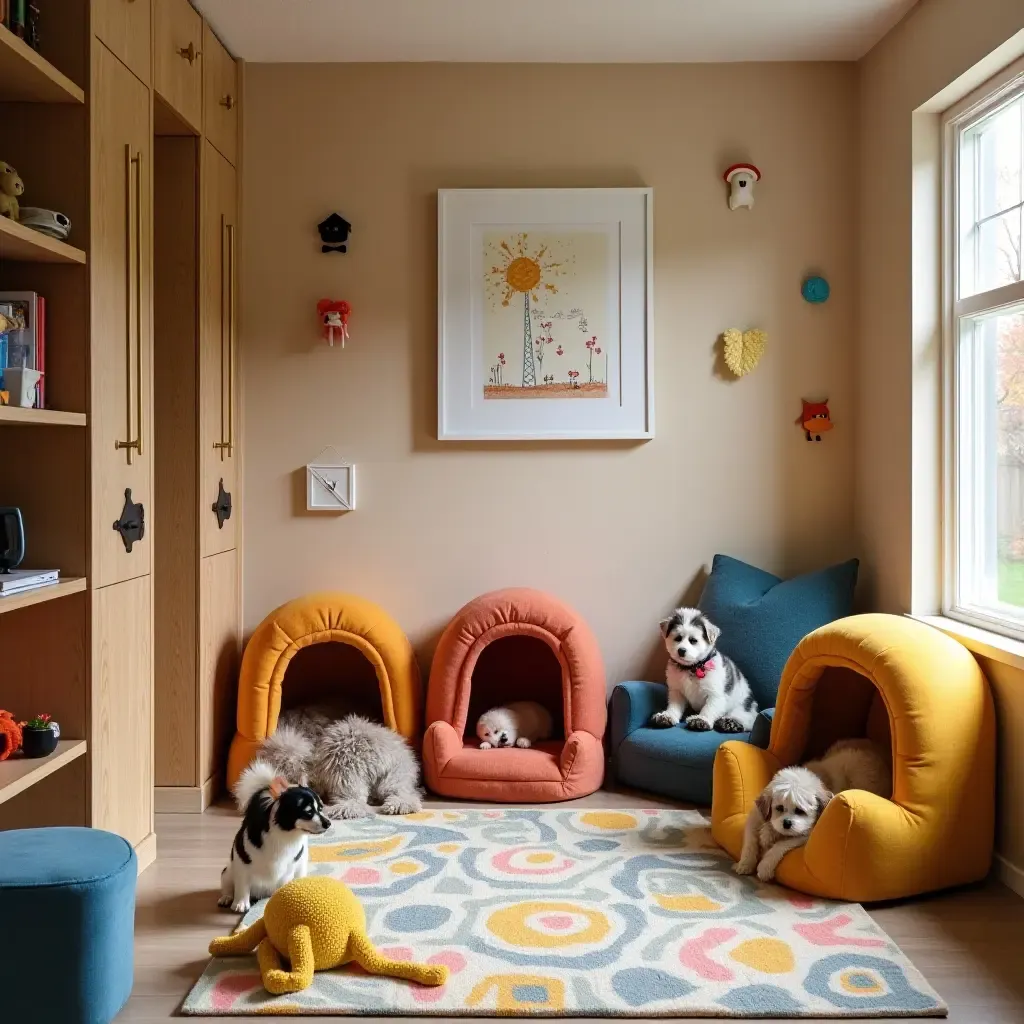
[[610, 555, 858, 804]]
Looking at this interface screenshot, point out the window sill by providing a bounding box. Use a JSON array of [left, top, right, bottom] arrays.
[[909, 614, 1024, 673]]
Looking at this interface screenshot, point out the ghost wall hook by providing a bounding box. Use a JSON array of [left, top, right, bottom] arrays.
[[317, 299, 351, 348], [724, 163, 761, 210], [318, 213, 351, 253]]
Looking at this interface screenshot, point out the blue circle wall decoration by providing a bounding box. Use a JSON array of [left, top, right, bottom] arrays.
[[802, 276, 830, 303]]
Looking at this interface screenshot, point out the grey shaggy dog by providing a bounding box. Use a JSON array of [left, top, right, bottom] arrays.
[[258, 706, 422, 820]]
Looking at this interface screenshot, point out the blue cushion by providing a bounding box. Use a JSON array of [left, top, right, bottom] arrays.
[[0, 827, 137, 1024], [698, 553, 859, 707]]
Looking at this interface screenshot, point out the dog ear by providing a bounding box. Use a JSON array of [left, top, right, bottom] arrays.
[[699, 615, 722, 647], [815, 791, 834, 819], [658, 617, 674, 638], [269, 775, 289, 799], [755, 790, 772, 820]]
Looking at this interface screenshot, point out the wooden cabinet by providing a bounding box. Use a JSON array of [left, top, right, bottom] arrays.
[[200, 141, 238, 557], [91, 574, 154, 848], [92, 0, 151, 87], [202, 22, 238, 166], [199, 549, 240, 788], [153, 0, 202, 131], [91, 40, 153, 589]]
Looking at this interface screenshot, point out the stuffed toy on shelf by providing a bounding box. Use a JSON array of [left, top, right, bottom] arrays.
[[209, 875, 448, 995], [0, 711, 23, 760]]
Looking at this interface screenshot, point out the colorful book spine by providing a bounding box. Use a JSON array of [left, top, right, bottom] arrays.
[[11, 0, 24, 37]]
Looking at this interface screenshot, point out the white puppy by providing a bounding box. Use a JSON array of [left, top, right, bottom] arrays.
[[735, 739, 891, 882], [651, 607, 758, 733], [477, 701, 553, 749]]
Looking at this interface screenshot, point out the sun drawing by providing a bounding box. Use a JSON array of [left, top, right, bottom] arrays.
[[485, 233, 566, 387]]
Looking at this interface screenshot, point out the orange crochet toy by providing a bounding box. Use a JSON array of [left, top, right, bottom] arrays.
[[0, 711, 23, 760]]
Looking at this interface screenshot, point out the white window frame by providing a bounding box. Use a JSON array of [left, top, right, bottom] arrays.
[[943, 57, 1024, 640]]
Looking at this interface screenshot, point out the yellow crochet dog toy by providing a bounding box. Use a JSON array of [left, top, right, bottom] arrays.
[[209, 875, 449, 995]]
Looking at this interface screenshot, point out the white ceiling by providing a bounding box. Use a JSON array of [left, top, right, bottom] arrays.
[[195, 0, 918, 64]]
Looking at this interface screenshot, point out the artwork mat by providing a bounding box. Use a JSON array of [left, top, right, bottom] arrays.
[[438, 188, 654, 441], [306, 462, 356, 511]]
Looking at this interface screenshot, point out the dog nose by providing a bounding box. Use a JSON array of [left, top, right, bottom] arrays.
[[782, 818, 793, 830]]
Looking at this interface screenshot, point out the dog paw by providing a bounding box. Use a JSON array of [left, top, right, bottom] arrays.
[[733, 858, 757, 876], [217, 895, 233, 908], [230, 898, 251, 913], [380, 796, 422, 815], [650, 711, 679, 728], [514, 737, 531, 748], [479, 741, 493, 749], [756, 860, 777, 883], [684, 715, 711, 731], [327, 801, 374, 820], [714, 717, 745, 733]]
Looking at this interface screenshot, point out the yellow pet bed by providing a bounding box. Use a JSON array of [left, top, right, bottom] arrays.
[[226, 592, 422, 788], [712, 613, 995, 902]]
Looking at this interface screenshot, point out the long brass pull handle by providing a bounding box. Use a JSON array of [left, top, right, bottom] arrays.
[[133, 149, 144, 458], [213, 216, 232, 458], [178, 42, 199, 64], [226, 222, 235, 457], [115, 144, 139, 465], [220, 94, 234, 111]]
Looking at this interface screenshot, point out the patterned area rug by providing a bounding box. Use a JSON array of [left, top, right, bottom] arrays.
[[182, 808, 946, 1017]]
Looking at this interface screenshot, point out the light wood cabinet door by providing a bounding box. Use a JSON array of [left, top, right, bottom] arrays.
[[93, 0, 151, 87], [153, 0, 203, 131], [91, 41, 154, 587], [91, 574, 154, 848], [200, 141, 238, 556], [202, 22, 238, 166], [199, 549, 240, 788]]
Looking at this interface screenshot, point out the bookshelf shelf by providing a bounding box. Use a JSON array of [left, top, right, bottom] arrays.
[[0, 215, 86, 264], [0, 406, 86, 426], [0, 576, 87, 616], [0, 740, 87, 807], [0, 23, 84, 104]]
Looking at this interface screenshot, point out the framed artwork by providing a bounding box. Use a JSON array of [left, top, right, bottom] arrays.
[[438, 188, 654, 440], [306, 460, 356, 511]]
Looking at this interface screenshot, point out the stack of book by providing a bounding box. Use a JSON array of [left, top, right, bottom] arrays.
[[0, 569, 59, 598]]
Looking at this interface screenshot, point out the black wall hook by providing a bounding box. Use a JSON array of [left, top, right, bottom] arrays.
[[318, 213, 351, 253]]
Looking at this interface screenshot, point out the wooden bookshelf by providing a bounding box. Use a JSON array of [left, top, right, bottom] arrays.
[[0, 577, 87, 616], [0, 406, 87, 426], [0, 23, 84, 104], [0, 216, 86, 264], [0, 740, 87, 807]]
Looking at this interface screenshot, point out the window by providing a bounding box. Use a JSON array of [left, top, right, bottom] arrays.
[[945, 68, 1024, 638]]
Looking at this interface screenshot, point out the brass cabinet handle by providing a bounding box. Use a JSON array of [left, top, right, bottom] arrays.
[[220, 94, 234, 111], [134, 148, 144, 458], [115, 145, 141, 464], [178, 42, 200, 64], [213, 218, 235, 458]]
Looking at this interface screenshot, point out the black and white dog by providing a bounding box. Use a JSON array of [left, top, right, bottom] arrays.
[[218, 760, 331, 913], [650, 607, 758, 733]]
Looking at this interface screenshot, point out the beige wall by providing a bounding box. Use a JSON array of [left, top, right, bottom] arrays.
[[857, 1, 1024, 874], [241, 62, 858, 685]]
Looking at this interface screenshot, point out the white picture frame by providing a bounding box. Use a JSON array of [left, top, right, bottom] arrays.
[[438, 188, 654, 441], [306, 462, 356, 511]]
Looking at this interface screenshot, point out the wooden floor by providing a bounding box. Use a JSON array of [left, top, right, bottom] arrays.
[[122, 792, 1024, 1023]]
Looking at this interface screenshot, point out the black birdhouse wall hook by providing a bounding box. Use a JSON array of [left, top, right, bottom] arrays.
[[318, 213, 351, 254]]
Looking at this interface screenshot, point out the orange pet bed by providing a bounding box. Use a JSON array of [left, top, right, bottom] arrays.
[[226, 592, 422, 788], [423, 588, 607, 802]]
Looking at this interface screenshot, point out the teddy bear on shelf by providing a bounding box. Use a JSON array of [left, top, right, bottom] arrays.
[[0, 161, 25, 221], [0, 711, 23, 761]]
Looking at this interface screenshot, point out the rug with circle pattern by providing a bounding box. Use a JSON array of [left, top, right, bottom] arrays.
[[181, 808, 946, 1017]]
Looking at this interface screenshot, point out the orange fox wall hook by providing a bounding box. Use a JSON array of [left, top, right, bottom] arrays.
[[800, 399, 833, 442]]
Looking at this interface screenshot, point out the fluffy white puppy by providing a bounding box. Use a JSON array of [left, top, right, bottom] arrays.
[[735, 739, 891, 882], [476, 701, 553, 749]]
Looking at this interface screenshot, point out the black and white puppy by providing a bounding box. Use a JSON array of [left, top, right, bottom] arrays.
[[650, 607, 758, 733], [218, 759, 331, 912]]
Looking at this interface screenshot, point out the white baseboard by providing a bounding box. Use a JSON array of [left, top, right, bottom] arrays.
[[155, 774, 223, 814], [996, 853, 1024, 899]]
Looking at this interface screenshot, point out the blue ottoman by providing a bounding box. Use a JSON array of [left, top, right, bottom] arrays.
[[0, 827, 137, 1024]]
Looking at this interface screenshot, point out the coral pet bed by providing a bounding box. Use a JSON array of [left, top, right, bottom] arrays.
[[712, 613, 995, 902], [423, 588, 606, 802], [227, 592, 422, 788]]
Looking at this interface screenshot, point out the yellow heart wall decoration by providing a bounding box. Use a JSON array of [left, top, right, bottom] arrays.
[[723, 328, 766, 377]]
